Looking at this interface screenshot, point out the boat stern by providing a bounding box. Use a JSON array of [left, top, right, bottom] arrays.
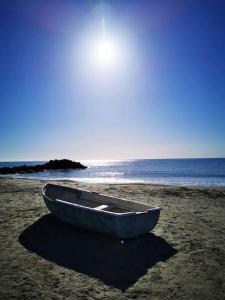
[[115, 207, 161, 239]]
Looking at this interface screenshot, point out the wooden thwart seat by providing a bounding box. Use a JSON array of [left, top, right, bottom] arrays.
[[94, 204, 109, 210]]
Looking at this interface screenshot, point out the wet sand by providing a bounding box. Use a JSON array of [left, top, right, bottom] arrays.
[[0, 178, 225, 299]]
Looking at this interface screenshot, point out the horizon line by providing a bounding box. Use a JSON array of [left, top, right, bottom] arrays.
[[0, 157, 225, 163]]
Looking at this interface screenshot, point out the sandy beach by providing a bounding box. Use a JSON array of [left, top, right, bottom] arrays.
[[0, 178, 225, 299]]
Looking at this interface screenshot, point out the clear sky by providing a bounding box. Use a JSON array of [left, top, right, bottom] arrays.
[[1, 0, 225, 161]]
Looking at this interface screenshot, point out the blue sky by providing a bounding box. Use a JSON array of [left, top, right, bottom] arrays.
[[1, 0, 225, 161]]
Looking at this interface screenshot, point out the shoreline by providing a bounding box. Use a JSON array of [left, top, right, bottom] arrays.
[[1, 178, 225, 299], [1, 175, 225, 189]]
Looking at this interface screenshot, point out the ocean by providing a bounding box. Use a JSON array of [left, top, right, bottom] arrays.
[[0, 158, 225, 187]]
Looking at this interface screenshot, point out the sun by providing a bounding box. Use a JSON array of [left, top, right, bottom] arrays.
[[95, 39, 117, 66]]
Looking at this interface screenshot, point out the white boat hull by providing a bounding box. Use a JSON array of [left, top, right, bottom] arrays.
[[42, 184, 161, 239]]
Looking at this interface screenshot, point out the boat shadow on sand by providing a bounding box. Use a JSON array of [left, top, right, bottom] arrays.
[[19, 214, 177, 291]]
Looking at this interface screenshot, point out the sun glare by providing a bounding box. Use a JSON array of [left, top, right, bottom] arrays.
[[95, 39, 117, 66]]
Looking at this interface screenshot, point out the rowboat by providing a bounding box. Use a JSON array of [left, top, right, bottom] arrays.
[[42, 183, 161, 238]]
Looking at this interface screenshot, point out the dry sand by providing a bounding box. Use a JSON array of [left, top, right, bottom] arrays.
[[0, 178, 225, 299]]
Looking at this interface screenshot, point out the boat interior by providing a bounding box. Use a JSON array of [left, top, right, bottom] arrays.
[[44, 184, 155, 213]]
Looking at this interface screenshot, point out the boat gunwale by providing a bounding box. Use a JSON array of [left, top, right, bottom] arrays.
[[42, 183, 161, 216], [54, 198, 136, 216]]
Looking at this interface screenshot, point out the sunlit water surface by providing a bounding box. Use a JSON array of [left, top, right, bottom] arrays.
[[1, 159, 225, 187]]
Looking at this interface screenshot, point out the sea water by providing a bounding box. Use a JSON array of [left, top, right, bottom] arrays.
[[1, 158, 225, 187]]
